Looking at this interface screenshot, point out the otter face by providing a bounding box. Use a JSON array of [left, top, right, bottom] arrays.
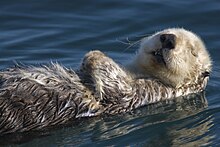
[[135, 28, 212, 88]]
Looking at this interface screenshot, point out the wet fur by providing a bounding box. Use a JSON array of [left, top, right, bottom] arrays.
[[0, 28, 211, 134], [0, 63, 102, 134]]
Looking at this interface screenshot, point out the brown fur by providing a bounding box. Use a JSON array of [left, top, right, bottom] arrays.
[[0, 28, 211, 135]]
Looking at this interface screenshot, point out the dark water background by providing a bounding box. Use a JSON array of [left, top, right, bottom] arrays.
[[0, 0, 220, 146]]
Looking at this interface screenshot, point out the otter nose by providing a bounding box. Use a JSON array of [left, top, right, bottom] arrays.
[[160, 34, 176, 49]]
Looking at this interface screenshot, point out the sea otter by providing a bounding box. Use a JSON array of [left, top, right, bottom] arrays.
[[0, 28, 212, 134]]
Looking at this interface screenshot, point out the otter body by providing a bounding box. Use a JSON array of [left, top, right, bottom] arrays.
[[0, 28, 212, 135], [0, 64, 102, 134]]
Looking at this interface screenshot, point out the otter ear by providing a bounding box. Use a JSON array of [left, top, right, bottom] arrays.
[[202, 71, 210, 78], [191, 40, 203, 57], [191, 47, 198, 57]]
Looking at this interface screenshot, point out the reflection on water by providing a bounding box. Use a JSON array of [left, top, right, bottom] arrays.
[[168, 115, 214, 147], [0, 92, 215, 146], [90, 92, 214, 146]]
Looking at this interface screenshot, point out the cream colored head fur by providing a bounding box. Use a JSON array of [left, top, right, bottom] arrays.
[[127, 28, 212, 88]]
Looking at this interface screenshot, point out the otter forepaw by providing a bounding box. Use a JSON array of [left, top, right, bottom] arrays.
[[80, 50, 134, 104], [81, 50, 107, 72]]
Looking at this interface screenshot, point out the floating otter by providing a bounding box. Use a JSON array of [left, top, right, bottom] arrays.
[[0, 28, 212, 134]]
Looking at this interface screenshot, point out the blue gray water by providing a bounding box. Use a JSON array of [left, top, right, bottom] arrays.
[[0, 0, 220, 146]]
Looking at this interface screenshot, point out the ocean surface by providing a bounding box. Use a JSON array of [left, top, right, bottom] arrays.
[[0, 0, 220, 146]]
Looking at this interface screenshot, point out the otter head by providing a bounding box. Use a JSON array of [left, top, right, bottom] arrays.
[[132, 28, 212, 88]]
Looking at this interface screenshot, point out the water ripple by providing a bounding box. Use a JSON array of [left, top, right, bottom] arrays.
[[0, 0, 220, 146]]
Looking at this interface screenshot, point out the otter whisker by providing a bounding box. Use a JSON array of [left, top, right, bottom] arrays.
[[116, 37, 141, 52]]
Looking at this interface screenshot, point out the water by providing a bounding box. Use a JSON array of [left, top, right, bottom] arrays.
[[0, 0, 220, 146]]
